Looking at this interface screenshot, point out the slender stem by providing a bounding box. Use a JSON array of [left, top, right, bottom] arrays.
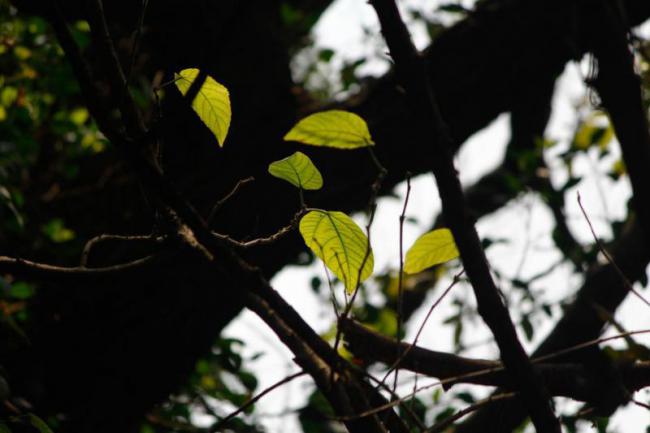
[[423, 392, 517, 433], [380, 270, 464, 387], [208, 371, 307, 432], [393, 174, 412, 393], [576, 192, 650, 308], [81, 234, 162, 266], [207, 177, 255, 224]]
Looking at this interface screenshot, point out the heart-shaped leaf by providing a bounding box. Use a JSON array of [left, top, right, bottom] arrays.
[[299, 210, 373, 293], [175, 68, 231, 147], [405, 228, 459, 274], [268, 151, 323, 190], [284, 110, 374, 149]]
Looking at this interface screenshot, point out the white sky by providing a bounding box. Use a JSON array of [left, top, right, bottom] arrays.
[[219, 2, 650, 432]]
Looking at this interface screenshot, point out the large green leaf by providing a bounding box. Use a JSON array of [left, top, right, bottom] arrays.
[[284, 110, 374, 149], [174, 68, 231, 147], [404, 228, 459, 274], [268, 151, 323, 190], [299, 210, 373, 293]]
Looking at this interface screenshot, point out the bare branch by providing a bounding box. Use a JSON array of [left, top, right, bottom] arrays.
[[577, 192, 650, 308], [81, 234, 163, 266], [207, 176, 255, 224], [0, 254, 163, 281], [424, 392, 517, 433], [368, 1, 559, 430], [208, 371, 307, 432]]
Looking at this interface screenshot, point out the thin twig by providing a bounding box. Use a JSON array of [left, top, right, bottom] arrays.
[[380, 269, 464, 388], [207, 177, 255, 224], [364, 371, 427, 431], [393, 173, 412, 393], [123, 0, 150, 94], [211, 208, 304, 250], [81, 234, 163, 266], [532, 329, 650, 364], [208, 371, 307, 432], [577, 191, 650, 308], [0, 254, 162, 281], [423, 392, 517, 433]]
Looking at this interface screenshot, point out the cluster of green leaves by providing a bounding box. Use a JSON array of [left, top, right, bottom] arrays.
[[175, 69, 460, 298], [0, 2, 104, 268]]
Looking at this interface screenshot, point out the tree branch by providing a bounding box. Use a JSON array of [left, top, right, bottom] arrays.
[[0, 254, 163, 281], [342, 319, 650, 401], [368, 1, 559, 431]]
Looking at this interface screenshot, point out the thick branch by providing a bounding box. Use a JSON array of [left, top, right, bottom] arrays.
[[591, 3, 650, 250], [342, 319, 650, 401], [368, 1, 559, 431], [47, 5, 410, 433]]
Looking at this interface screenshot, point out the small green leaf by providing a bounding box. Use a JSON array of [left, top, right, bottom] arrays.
[[404, 228, 459, 274], [41, 218, 75, 243], [299, 210, 373, 294], [284, 110, 374, 149], [9, 281, 34, 300], [268, 151, 323, 190], [28, 414, 54, 433], [174, 68, 231, 147]]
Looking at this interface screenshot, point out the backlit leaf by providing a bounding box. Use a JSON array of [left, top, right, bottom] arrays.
[[284, 110, 374, 149], [268, 151, 323, 190], [299, 210, 373, 293], [405, 228, 459, 274], [175, 68, 231, 147]]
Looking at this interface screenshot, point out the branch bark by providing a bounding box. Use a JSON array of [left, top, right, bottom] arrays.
[[368, 1, 559, 431], [342, 318, 650, 401]]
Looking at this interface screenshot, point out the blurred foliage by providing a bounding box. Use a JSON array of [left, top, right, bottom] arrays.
[[0, 0, 105, 248], [141, 338, 264, 433]]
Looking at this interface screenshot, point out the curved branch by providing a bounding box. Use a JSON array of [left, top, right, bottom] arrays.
[[0, 254, 163, 281]]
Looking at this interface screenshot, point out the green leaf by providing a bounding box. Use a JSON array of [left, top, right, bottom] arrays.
[[404, 228, 459, 274], [284, 110, 374, 149], [41, 218, 75, 243], [174, 68, 231, 147], [299, 210, 373, 294], [28, 414, 54, 433], [9, 281, 34, 300], [268, 151, 323, 190]]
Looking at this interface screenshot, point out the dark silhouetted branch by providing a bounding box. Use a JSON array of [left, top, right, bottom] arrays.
[[368, 1, 559, 431]]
